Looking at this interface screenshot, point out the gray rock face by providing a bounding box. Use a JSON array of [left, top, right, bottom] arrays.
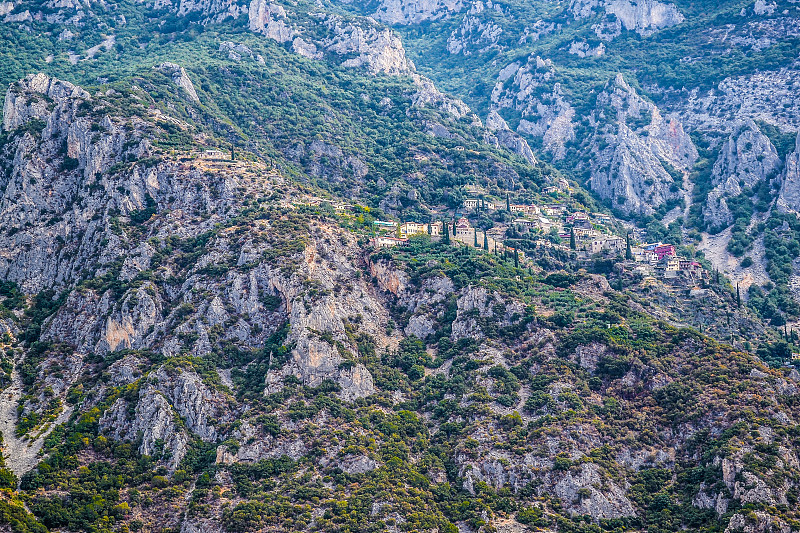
[[447, 14, 503, 55], [3, 73, 89, 131], [371, 0, 464, 25], [668, 59, 800, 134], [266, 232, 387, 400], [585, 74, 697, 215], [411, 74, 472, 119], [248, 0, 295, 42], [777, 133, 800, 213], [100, 388, 190, 472], [99, 367, 229, 471], [157, 63, 200, 103], [153, 367, 230, 442], [553, 463, 636, 519], [321, 15, 414, 75], [0, 74, 151, 294], [569, 0, 684, 36], [485, 110, 537, 166], [704, 120, 781, 228], [490, 56, 576, 161]]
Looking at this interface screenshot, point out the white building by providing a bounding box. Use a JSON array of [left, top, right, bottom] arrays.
[[372, 236, 408, 248]]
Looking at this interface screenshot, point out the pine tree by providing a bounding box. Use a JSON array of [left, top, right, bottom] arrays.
[[570, 228, 576, 250]]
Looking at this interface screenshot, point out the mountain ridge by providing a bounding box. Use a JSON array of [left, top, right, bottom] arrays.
[[0, 1, 800, 532]]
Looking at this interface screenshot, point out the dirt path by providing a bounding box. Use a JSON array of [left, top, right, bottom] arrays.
[[0, 366, 71, 479]]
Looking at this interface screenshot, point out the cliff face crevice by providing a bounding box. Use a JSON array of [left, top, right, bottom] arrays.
[[580, 75, 697, 215]]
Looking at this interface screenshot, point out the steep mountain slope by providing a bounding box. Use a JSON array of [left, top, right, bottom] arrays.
[[0, 73, 797, 533], [0, 1, 799, 533], [341, 0, 800, 323]]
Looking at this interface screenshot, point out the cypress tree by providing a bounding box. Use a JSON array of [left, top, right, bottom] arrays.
[[736, 283, 741, 307], [506, 193, 510, 211], [514, 248, 519, 268], [570, 228, 576, 250], [625, 234, 633, 260], [443, 221, 450, 244], [484, 232, 489, 250], [474, 229, 478, 247]]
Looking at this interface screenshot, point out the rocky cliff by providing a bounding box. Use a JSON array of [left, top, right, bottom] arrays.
[[1, 0, 800, 530]]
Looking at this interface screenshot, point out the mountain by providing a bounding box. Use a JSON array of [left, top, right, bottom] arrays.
[[340, 0, 800, 321], [0, 1, 799, 533]]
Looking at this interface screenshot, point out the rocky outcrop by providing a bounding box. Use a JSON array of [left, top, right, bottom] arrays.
[[219, 41, 266, 64], [516, 84, 575, 160], [3, 73, 88, 131], [411, 74, 472, 119], [321, 15, 414, 75], [585, 74, 697, 215], [100, 388, 190, 472], [569, 0, 685, 37], [371, 0, 464, 25], [0, 74, 153, 294], [447, 15, 503, 55], [704, 120, 781, 227], [490, 56, 577, 160], [552, 463, 636, 519], [776, 133, 800, 213], [485, 110, 537, 166], [451, 285, 524, 339], [248, 0, 295, 42], [668, 60, 800, 135]]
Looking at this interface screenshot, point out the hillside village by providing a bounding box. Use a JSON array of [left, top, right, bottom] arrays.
[[193, 149, 708, 291], [366, 197, 708, 286]]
